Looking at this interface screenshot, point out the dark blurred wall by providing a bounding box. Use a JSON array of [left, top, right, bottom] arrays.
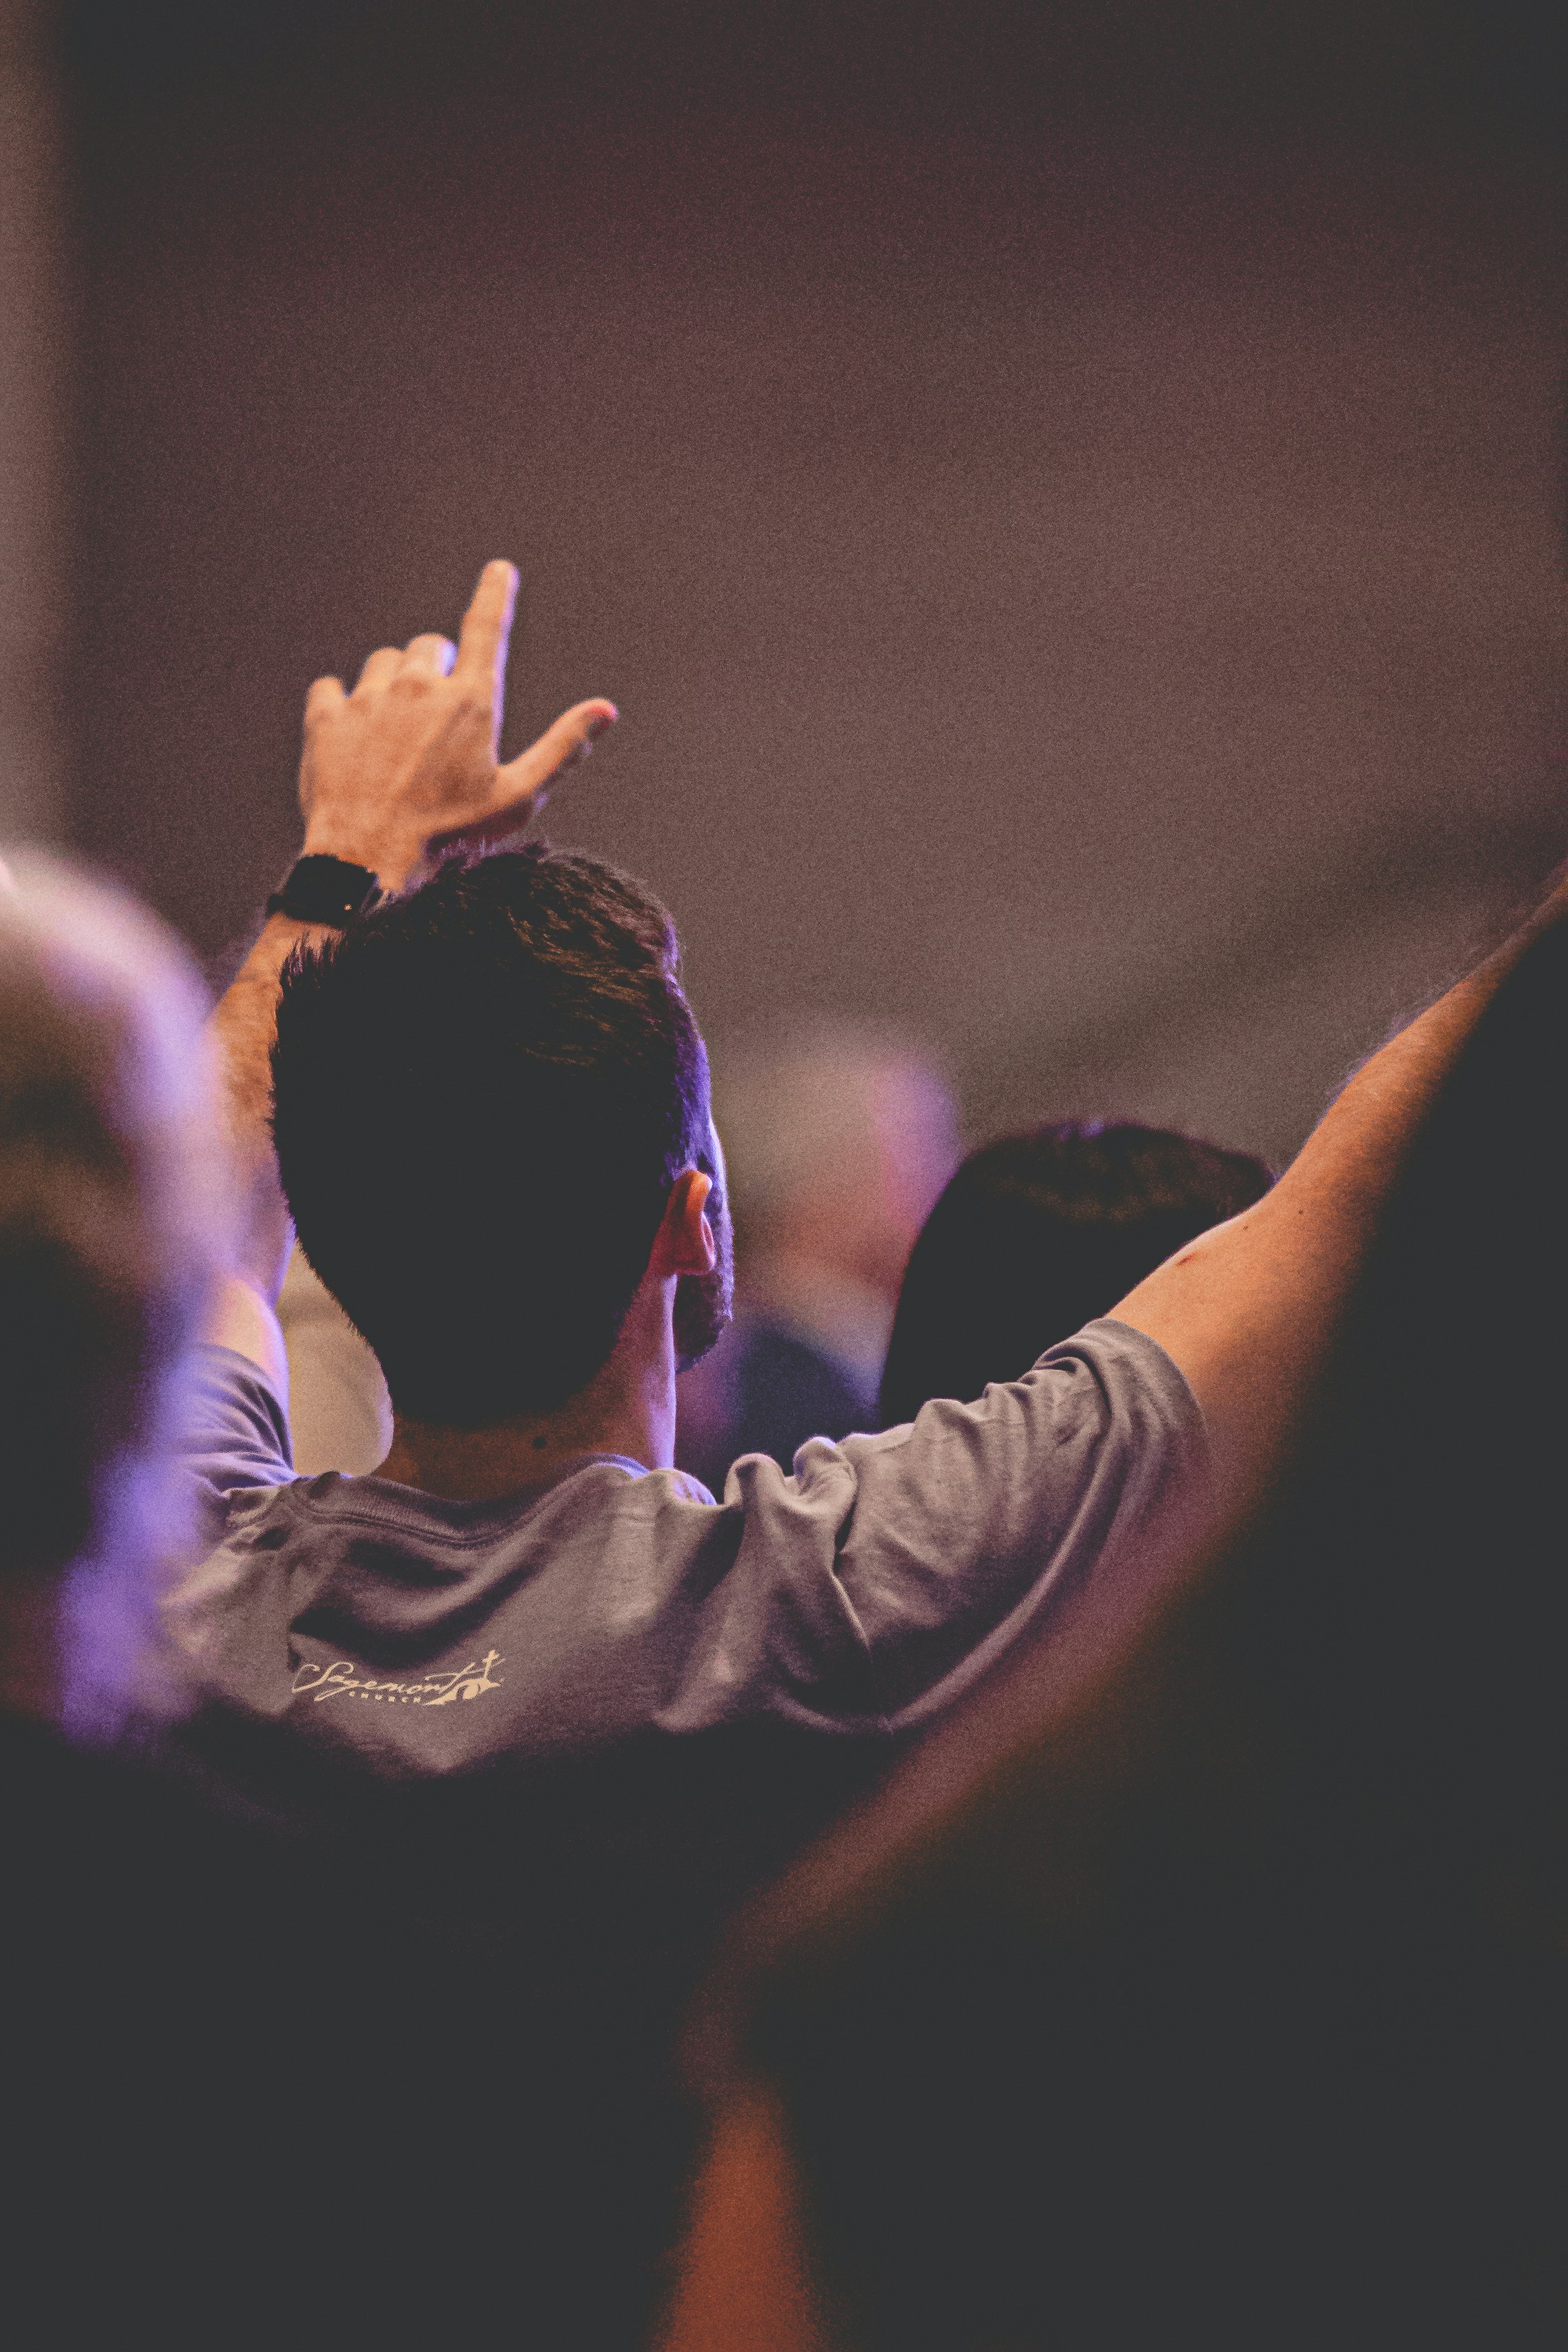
[[0, 0, 66, 839], [57, 3, 1568, 1160]]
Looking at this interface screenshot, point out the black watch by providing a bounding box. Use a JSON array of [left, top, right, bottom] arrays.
[[266, 854, 380, 927]]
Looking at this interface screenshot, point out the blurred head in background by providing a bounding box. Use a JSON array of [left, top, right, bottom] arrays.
[[677, 1022, 959, 1488], [880, 1121, 1273, 1427], [718, 1023, 960, 1375], [0, 853, 224, 1735]]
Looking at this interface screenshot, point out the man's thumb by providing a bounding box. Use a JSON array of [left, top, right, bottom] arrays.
[[498, 698, 618, 798]]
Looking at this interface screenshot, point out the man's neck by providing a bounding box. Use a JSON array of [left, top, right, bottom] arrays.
[[375, 1280, 678, 1502], [379, 1402, 651, 1502]]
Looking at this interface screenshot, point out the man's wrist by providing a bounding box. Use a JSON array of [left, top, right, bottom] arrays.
[[268, 853, 382, 928], [299, 830, 423, 894]]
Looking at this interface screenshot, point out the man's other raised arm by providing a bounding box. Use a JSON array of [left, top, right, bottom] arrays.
[[1112, 870, 1568, 1518], [207, 558, 616, 1375]]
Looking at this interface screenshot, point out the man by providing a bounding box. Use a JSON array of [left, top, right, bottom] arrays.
[[180, 564, 1207, 1767], [165, 558, 1535, 2338], [182, 557, 1499, 1701], [164, 561, 1197, 2338], [177, 545, 1549, 1807]]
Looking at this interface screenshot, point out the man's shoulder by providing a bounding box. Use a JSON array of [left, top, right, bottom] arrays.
[[246, 1450, 721, 1550]]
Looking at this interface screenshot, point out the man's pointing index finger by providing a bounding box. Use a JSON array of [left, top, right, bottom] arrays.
[[454, 560, 519, 719]]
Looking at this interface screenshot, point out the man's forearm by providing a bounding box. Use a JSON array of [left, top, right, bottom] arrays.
[[1115, 869, 1568, 1513], [213, 912, 335, 1302]]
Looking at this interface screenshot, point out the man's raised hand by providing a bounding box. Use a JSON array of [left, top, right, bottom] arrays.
[[297, 560, 617, 892]]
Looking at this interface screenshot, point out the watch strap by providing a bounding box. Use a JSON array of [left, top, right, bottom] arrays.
[[266, 854, 380, 928]]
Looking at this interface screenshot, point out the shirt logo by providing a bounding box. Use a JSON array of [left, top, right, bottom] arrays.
[[290, 1651, 505, 1707]]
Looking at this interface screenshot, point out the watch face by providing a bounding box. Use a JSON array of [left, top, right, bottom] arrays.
[[275, 857, 378, 925]]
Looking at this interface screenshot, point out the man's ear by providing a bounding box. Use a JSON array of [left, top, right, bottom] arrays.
[[650, 1169, 717, 1280]]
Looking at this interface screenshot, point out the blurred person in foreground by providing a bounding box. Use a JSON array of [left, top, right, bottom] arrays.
[[0, 854, 547, 2340], [0, 852, 222, 1736], [663, 910, 1568, 2349], [676, 1026, 958, 1488], [0, 854, 320, 2332], [879, 1122, 1273, 1429], [161, 558, 1540, 2340]]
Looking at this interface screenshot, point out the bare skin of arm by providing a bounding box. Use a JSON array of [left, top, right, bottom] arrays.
[[206, 559, 616, 1373], [208, 912, 337, 1387], [1111, 873, 1568, 1518], [656, 2089, 830, 2352]]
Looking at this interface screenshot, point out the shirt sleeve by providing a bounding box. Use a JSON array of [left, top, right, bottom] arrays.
[[174, 1343, 295, 1518], [723, 1318, 1208, 1729]]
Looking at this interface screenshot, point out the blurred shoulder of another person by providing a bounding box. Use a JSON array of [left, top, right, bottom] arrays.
[[664, 919, 1568, 2352], [879, 1121, 1273, 1427], [277, 1240, 392, 1473], [678, 1022, 958, 1489]]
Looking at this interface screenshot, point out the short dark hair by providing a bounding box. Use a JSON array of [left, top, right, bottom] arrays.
[[879, 1121, 1273, 1424], [271, 847, 714, 1427]]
